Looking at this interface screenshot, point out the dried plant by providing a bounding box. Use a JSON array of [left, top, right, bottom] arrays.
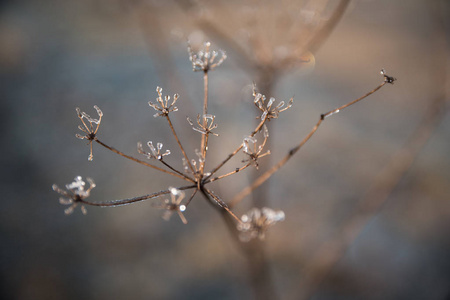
[[52, 40, 395, 298]]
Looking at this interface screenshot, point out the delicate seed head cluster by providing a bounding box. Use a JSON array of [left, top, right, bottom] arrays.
[[52, 176, 96, 215], [188, 41, 227, 72], [253, 85, 293, 120], [153, 187, 188, 224], [137, 141, 171, 160], [148, 86, 179, 117], [76, 106, 103, 161], [187, 114, 219, 136], [237, 207, 285, 242]]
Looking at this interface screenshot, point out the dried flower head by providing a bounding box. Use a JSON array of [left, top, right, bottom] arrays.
[[52, 176, 96, 215], [237, 207, 285, 242], [242, 125, 270, 169], [187, 114, 219, 136], [148, 86, 179, 117], [153, 187, 188, 224], [137, 141, 171, 160], [253, 85, 293, 120], [75, 106, 103, 161], [188, 41, 227, 72]]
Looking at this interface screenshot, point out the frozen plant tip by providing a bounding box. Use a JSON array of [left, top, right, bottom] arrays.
[[380, 68, 396, 84], [153, 187, 188, 224], [188, 41, 227, 72], [187, 114, 219, 136], [52, 176, 96, 215], [253, 85, 293, 120], [76, 106, 103, 161], [148, 86, 179, 117], [237, 207, 285, 242], [137, 141, 171, 160]]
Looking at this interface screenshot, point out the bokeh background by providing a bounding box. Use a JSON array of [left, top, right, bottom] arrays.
[[1, 0, 449, 299]]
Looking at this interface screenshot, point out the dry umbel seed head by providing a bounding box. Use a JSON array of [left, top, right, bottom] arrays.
[[75, 106, 103, 161], [237, 207, 285, 242], [52, 176, 96, 215]]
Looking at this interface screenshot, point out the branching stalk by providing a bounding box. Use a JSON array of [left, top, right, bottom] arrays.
[[95, 139, 194, 182], [165, 115, 196, 174], [229, 80, 390, 208], [81, 185, 197, 207]]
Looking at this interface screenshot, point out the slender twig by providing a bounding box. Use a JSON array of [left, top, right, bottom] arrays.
[[200, 70, 209, 174], [95, 139, 194, 182], [206, 162, 252, 183], [160, 159, 191, 180], [230, 80, 390, 208], [184, 188, 198, 207], [202, 188, 243, 225], [321, 82, 387, 120], [80, 185, 197, 207], [165, 115, 195, 174]]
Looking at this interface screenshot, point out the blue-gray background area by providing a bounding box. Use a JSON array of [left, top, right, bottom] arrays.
[[1, 1, 449, 299]]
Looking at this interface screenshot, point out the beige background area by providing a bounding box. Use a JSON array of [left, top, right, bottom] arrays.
[[1, 1, 449, 299]]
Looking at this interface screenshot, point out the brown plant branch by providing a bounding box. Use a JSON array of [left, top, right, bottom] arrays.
[[95, 139, 194, 182], [229, 79, 392, 208], [165, 115, 196, 174], [200, 70, 209, 174], [80, 184, 197, 207]]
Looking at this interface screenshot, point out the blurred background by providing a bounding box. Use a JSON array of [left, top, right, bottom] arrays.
[[1, 0, 449, 299]]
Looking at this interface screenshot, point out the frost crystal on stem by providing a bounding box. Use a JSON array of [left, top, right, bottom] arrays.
[[52, 176, 96, 215], [188, 41, 227, 72], [148, 86, 179, 117], [137, 141, 171, 160], [75, 106, 103, 161], [253, 85, 293, 120], [237, 207, 285, 242], [153, 187, 188, 224]]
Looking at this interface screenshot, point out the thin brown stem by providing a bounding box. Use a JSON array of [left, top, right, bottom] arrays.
[[165, 115, 195, 174], [202, 188, 242, 225], [206, 162, 252, 183], [200, 71, 209, 174], [95, 139, 194, 182], [229, 81, 390, 208], [160, 159, 192, 181], [184, 188, 198, 207], [321, 82, 387, 120], [80, 185, 197, 207]]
